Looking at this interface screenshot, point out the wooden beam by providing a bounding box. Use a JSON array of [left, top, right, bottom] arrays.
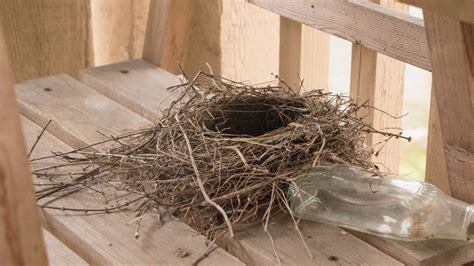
[[399, 0, 474, 24], [350, 0, 408, 174], [0, 0, 93, 81], [423, 11, 474, 203], [0, 26, 48, 266], [249, 0, 430, 70], [143, 0, 194, 74]]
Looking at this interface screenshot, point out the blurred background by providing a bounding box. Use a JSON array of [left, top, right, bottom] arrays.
[[0, 0, 430, 180]]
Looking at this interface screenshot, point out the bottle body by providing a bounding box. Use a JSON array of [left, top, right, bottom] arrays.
[[289, 163, 474, 241]]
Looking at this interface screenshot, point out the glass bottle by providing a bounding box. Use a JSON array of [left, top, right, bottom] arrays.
[[288, 163, 474, 241]]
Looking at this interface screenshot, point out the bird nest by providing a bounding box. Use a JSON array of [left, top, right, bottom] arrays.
[[34, 71, 408, 248]]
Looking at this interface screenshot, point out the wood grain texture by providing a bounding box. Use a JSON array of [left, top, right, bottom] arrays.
[[279, 20, 330, 92], [279, 17, 302, 89], [221, 218, 402, 265], [220, 0, 279, 84], [399, 0, 474, 24], [43, 229, 87, 266], [425, 92, 450, 194], [91, 0, 151, 66], [80, 59, 180, 121], [81, 60, 402, 265], [0, 26, 48, 266], [351, 230, 474, 266], [300, 26, 330, 92], [0, 0, 93, 81], [143, 0, 195, 74], [249, 0, 430, 70], [423, 12, 474, 203], [350, 0, 407, 174], [16, 74, 149, 149], [18, 78, 242, 265]]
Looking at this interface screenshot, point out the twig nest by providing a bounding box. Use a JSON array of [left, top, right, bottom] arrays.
[[35, 71, 406, 240]]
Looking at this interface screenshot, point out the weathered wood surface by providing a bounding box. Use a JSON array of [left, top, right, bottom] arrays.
[[300, 26, 330, 92], [17, 75, 242, 265], [399, 0, 474, 24], [43, 229, 87, 266], [351, 230, 474, 266], [80, 59, 181, 121], [91, 0, 150, 66], [81, 60, 403, 265], [279, 18, 330, 92], [349, 0, 407, 174], [423, 12, 474, 203], [16, 74, 148, 149], [222, 218, 402, 265], [0, 0, 93, 81], [249, 0, 430, 70], [425, 93, 450, 194], [143, 0, 194, 74], [0, 26, 48, 265], [279, 17, 302, 88]]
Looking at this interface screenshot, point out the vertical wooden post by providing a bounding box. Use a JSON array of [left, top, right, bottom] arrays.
[[143, 0, 194, 74], [0, 0, 93, 81], [279, 19, 330, 92], [0, 27, 48, 265], [350, 0, 408, 174], [425, 92, 450, 193], [279, 17, 302, 89], [423, 11, 474, 202], [300, 26, 330, 92]]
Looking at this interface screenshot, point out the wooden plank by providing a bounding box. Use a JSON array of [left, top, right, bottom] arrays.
[[249, 0, 430, 70], [349, 0, 407, 174], [80, 60, 181, 122], [423, 12, 474, 203], [222, 218, 402, 265], [399, 0, 474, 24], [81, 60, 403, 265], [0, 26, 48, 265], [43, 229, 87, 266], [0, 0, 93, 81], [18, 79, 242, 265], [16, 74, 149, 149], [143, 0, 194, 74], [351, 230, 474, 265]]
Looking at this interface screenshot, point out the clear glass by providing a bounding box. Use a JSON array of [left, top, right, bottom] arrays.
[[289, 163, 474, 241]]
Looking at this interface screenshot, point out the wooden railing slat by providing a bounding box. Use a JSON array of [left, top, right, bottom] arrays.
[[249, 0, 430, 70]]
